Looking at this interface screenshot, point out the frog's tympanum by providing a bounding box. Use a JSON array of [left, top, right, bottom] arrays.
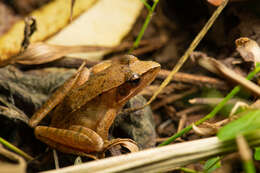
[[29, 55, 160, 158]]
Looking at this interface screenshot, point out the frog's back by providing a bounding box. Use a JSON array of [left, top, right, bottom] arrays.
[[48, 63, 130, 128]]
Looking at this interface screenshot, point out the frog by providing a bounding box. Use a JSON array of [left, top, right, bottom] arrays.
[[28, 55, 160, 158]]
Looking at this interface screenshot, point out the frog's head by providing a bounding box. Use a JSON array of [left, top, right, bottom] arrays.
[[115, 55, 160, 104], [66, 55, 160, 111]]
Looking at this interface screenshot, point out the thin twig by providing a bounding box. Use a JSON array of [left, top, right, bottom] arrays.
[[152, 88, 198, 110], [158, 69, 228, 89], [236, 135, 256, 173], [189, 98, 250, 105], [176, 105, 205, 117]]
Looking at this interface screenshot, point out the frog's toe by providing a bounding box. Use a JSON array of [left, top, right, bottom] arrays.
[[103, 138, 139, 155]]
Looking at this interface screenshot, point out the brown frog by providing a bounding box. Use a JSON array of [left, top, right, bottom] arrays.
[[29, 55, 160, 158]]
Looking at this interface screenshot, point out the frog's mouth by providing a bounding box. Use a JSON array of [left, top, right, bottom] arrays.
[[116, 62, 160, 105]]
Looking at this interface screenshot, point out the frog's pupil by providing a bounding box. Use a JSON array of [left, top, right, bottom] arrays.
[[130, 73, 140, 85]]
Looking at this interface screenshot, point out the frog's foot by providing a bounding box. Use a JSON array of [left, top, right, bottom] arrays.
[[102, 138, 139, 157]]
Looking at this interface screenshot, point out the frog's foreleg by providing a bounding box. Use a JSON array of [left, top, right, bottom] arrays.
[[29, 63, 88, 128], [35, 125, 103, 154], [96, 109, 139, 154], [96, 108, 118, 140]]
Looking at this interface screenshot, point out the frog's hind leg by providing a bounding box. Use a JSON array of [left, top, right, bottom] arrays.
[[35, 125, 103, 156], [45, 139, 98, 160]]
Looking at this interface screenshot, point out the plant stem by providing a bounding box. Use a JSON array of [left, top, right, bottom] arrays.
[[243, 160, 256, 173], [129, 0, 159, 53], [179, 167, 200, 173], [0, 137, 33, 161]]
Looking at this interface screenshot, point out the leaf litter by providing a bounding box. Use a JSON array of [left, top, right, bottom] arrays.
[[1, 0, 260, 172]]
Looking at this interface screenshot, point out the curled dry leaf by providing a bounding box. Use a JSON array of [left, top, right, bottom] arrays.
[[103, 138, 139, 156], [236, 37, 260, 65], [192, 124, 217, 136], [14, 42, 112, 65]]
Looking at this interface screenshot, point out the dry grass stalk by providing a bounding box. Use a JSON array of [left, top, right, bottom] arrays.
[[42, 130, 260, 173]]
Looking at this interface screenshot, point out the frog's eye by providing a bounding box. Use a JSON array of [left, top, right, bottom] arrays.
[[129, 73, 140, 85]]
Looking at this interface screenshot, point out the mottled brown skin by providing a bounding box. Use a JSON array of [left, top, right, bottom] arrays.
[[29, 55, 160, 157]]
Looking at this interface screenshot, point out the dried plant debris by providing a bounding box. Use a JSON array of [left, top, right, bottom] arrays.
[[197, 52, 260, 97], [0, 0, 97, 61], [0, 144, 26, 173], [0, 42, 112, 68], [2, 0, 260, 172], [236, 37, 260, 65], [0, 97, 29, 124], [20, 16, 37, 52]]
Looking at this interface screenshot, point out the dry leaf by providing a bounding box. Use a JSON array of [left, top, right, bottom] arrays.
[[0, 0, 97, 62], [236, 37, 260, 65], [192, 124, 217, 136], [47, 0, 143, 60], [103, 139, 139, 156], [15, 42, 111, 65]]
